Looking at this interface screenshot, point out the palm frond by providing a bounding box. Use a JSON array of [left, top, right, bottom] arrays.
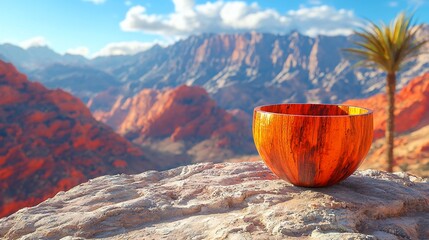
[[343, 11, 428, 73]]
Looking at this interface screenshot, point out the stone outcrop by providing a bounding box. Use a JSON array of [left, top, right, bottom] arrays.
[[1, 162, 428, 239], [0, 60, 155, 218]]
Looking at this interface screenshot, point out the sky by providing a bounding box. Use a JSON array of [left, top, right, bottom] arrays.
[[0, 0, 427, 58]]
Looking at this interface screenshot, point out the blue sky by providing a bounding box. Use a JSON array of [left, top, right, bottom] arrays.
[[0, 0, 427, 58]]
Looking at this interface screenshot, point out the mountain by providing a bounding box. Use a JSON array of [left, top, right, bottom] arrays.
[[0, 53, 7, 62], [89, 85, 254, 163], [0, 44, 119, 104], [0, 60, 156, 218], [3, 30, 429, 114], [346, 73, 429, 176], [93, 33, 359, 109], [345, 73, 429, 139], [88, 31, 429, 114], [0, 44, 87, 72], [30, 63, 121, 103]]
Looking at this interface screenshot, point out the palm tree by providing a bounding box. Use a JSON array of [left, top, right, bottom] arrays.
[[344, 12, 428, 172]]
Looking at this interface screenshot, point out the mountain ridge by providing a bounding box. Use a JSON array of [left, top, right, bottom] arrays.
[[2, 30, 429, 115], [88, 30, 429, 113]]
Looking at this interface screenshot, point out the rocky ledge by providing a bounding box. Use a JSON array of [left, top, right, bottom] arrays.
[[1, 162, 428, 240]]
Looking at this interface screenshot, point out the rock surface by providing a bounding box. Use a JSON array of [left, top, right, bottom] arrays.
[[0, 60, 155, 218], [1, 161, 428, 240]]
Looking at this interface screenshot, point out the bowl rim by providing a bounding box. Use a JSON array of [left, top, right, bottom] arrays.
[[254, 103, 373, 118]]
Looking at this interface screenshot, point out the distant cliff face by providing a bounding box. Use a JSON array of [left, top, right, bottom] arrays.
[[93, 31, 428, 113], [91, 85, 254, 163], [99, 33, 362, 111], [0, 61, 155, 218], [110, 32, 352, 92]]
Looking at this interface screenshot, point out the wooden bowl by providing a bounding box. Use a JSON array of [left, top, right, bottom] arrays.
[[253, 103, 373, 187]]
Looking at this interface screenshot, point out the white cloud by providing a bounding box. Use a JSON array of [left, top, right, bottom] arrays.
[[93, 41, 159, 57], [172, 0, 195, 14], [66, 46, 90, 56], [120, 1, 360, 37], [19, 36, 48, 49], [83, 0, 106, 4]]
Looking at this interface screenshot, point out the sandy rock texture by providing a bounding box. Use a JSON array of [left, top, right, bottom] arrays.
[[1, 162, 428, 240]]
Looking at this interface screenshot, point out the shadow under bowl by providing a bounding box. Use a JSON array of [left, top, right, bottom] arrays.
[[253, 103, 373, 187]]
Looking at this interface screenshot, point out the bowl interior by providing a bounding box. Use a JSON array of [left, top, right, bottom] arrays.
[[256, 104, 370, 117]]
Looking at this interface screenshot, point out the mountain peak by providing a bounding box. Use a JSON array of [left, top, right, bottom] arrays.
[[26, 45, 52, 50]]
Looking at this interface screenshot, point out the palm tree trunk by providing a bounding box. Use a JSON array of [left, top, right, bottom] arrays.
[[386, 72, 396, 172]]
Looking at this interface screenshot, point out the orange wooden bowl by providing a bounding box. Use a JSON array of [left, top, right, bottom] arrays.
[[253, 103, 373, 187]]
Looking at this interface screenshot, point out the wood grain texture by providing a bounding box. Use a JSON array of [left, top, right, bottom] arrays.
[[253, 104, 373, 187]]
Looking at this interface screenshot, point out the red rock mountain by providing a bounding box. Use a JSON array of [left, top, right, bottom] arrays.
[[345, 73, 429, 139], [90, 85, 254, 161], [0, 61, 155, 218], [346, 73, 429, 176]]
